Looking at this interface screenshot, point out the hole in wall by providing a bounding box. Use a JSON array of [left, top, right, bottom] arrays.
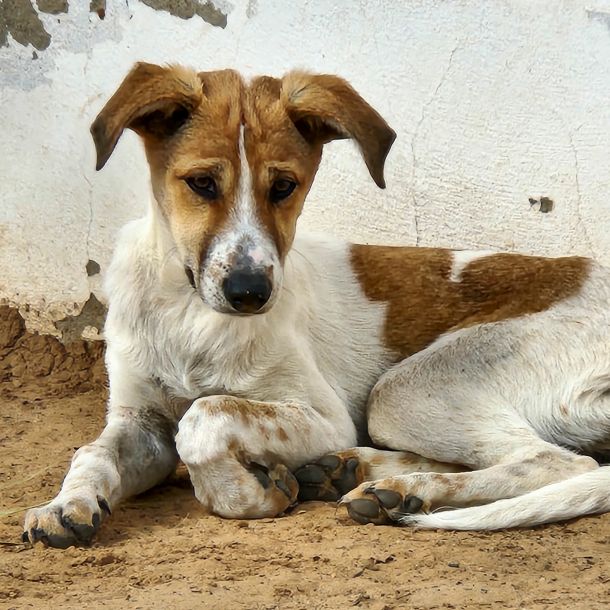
[[528, 196, 554, 213], [86, 259, 101, 276]]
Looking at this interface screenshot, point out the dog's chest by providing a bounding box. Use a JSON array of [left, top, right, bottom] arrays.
[[111, 288, 297, 403]]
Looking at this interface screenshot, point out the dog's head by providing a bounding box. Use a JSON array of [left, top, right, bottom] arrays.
[[91, 63, 395, 314]]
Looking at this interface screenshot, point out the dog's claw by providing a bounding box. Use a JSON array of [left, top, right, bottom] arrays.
[[275, 478, 292, 499], [98, 497, 112, 516], [247, 462, 299, 511], [249, 463, 271, 489]]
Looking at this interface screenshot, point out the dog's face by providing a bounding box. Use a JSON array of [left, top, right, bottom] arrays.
[[91, 63, 395, 314]]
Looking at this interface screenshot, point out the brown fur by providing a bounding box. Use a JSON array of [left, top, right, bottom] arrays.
[[350, 245, 591, 358], [91, 63, 395, 271]]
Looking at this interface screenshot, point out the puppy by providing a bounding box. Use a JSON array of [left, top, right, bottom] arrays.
[[23, 63, 610, 548]]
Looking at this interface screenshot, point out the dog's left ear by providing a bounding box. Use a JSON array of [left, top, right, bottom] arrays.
[[281, 72, 396, 188], [91, 62, 203, 170]]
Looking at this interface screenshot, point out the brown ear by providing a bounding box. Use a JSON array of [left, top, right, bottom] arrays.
[[90, 62, 203, 170], [281, 72, 396, 188]]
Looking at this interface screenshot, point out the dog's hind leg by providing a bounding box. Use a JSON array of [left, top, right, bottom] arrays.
[[342, 319, 603, 527], [294, 447, 464, 502], [402, 386, 610, 530], [341, 443, 597, 525]]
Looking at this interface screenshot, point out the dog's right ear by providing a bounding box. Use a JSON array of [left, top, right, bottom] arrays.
[[281, 72, 396, 189], [90, 62, 203, 170]]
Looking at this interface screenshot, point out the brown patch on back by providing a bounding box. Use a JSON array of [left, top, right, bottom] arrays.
[[351, 245, 591, 359]]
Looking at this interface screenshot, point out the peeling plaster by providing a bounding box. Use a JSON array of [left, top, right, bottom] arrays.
[[0, 0, 228, 91], [0, 0, 51, 51], [140, 0, 227, 28], [90, 0, 106, 20], [529, 197, 554, 214], [86, 259, 101, 276], [37, 0, 69, 15], [0, 1, 126, 90], [55, 293, 107, 343]]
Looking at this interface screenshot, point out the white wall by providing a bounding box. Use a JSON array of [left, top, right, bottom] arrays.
[[1, 0, 610, 336]]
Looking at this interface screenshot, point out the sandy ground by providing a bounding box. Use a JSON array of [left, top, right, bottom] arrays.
[[2, 382, 610, 609]]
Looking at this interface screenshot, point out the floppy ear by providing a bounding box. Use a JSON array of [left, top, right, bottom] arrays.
[[281, 72, 396, 188], [90, 62, 203, 170]]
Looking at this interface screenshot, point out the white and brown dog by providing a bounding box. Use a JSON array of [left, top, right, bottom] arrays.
[[23, 63, 610, 548]]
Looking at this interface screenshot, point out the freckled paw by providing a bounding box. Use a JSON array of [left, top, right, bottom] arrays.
[[295, 452, 365, 502], [341, 483, 425, 526]]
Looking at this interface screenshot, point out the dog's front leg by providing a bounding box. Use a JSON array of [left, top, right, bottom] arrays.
[[23, 404, 178, 548], [175, 394, 356, 519]]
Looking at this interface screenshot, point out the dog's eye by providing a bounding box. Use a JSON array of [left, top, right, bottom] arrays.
[[269, 179, 296, 204], [185, 176, 218, 200]]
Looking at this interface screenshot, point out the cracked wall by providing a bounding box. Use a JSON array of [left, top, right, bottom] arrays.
[[1, 0, 610, 340]]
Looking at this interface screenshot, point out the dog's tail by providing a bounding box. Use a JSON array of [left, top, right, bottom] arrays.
[[401, 466, 610, 530]]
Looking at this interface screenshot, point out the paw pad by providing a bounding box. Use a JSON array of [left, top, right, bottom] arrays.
[[343, 486, 425, 526], [295, 454, 363, 502]]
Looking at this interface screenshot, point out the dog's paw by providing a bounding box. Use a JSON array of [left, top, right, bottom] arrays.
[[294, 450, 366, 502], [341, 479, 427, 525], [22, 494, 111, 548], [185, 456, 299, 519]]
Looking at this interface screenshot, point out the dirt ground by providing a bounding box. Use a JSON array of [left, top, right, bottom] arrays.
[[1, 314, 610, 609]]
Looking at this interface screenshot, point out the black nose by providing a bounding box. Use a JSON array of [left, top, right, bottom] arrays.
[[222, 270, 272, 313]]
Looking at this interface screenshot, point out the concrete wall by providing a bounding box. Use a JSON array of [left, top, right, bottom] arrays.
[[1, 0, 610, 338]]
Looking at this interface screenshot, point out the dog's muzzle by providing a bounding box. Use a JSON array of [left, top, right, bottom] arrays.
[[222, 269, 272, 314]]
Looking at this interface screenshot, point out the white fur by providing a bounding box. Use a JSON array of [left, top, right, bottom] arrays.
[[103, 223, 392, 518], [401, 467, 610, 530]]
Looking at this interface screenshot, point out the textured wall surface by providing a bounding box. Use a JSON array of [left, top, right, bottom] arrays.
[[1, 0, 610, 337]]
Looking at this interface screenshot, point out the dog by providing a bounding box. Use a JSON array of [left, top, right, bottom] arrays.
[[23, 62, 610, 548]]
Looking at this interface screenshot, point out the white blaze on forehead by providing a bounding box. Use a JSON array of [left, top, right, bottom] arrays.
[[228, 124, 277, 266], [450, 250, 496, 283], [236, 124, 255, 224]]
